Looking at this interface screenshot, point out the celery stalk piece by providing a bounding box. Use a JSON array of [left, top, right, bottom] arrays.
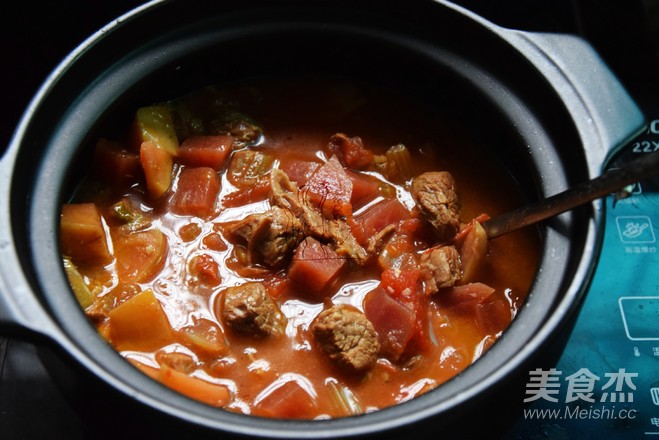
[[63, 257, 95, 309], [327, 380, 363, 416]]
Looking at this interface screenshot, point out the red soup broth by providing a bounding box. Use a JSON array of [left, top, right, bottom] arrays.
[[60, 78, 540, 419]]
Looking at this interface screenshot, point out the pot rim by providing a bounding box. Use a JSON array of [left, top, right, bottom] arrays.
[[0, 1, 645, 437]]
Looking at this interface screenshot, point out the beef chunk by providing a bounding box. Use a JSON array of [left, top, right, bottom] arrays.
[[270, 169, 368, 264], [411, 171, 461, 241], [221, 282, 286, 337], [366, 223, 396, 255], [312, 304, 380, 372], [420, 245, 462, 294], [227, 206, 304, 268]]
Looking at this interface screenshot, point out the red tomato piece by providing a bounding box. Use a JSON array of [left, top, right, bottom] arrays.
[[177, 135, 233, 170], [201, 232, 227, 251], [113, 229, 168, 283], [178, 222, 202, 242], [170, 167, 221, 217], [328, 133, 374, 169], [140, 140, 174, 199], [188, 253, 222, 286], [288, 237, 346, 299], [221, 178, 270, 208], [253, 378, 317, 419], [380, 268, 421, 304], [363, 286, 417, 361], [304, 155, 353, 218]]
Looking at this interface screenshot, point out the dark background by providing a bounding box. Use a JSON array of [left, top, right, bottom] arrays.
[[1, 0, 658, 152], [0, 1, 658, 439]]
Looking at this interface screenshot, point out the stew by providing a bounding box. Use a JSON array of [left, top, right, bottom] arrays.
[[60, 78, 541, 419]]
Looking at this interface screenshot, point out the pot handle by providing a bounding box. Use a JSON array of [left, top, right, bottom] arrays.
[[0, 153, 61, 344], [505, 30, 646, 173]]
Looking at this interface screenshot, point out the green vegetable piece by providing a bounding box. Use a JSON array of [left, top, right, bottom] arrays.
[[227, 149, 274, 187], [327, 380, 363, 416], [385, 143, 414, 183], [135, 105, 179, 156], [63, 257, 95, 309], [111, 200, 150, 232]]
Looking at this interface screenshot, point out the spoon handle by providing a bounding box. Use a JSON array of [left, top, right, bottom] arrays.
[[482, 150, 659, 239]]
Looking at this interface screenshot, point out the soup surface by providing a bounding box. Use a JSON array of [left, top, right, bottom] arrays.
[[60, 78, 540, 419]]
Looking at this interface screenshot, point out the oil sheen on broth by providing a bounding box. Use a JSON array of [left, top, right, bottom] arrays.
[[59, 77, 541, 419]]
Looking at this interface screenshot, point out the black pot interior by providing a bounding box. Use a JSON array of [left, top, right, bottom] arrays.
[[9, 1, 594, 437]]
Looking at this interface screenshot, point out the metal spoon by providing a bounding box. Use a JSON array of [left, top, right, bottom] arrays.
[[481, 150, 659, 239]]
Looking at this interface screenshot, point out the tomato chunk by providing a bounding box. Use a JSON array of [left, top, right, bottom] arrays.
[[187, 253, 222, 286], [304, 155, 353, 218], [109, 289, 173, 351], [380, 267, 421, 303], [221, 178, 270, 208], [327, 133, 374, 170], [113, 229, 168, 283], [60, 203, 112, 265], [288, 237, 346, 299], [177, 135, 233, 170], [170, 167, 221, 217]]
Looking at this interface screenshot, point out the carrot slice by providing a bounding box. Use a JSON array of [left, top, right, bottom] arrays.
[[131, 360, 231, 407], [140, 140, 174, 198], [109, 289, 173, 351], [170, 167, 221, 218], [158, 365, 231, 407], [177, 135, 233, 170]]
